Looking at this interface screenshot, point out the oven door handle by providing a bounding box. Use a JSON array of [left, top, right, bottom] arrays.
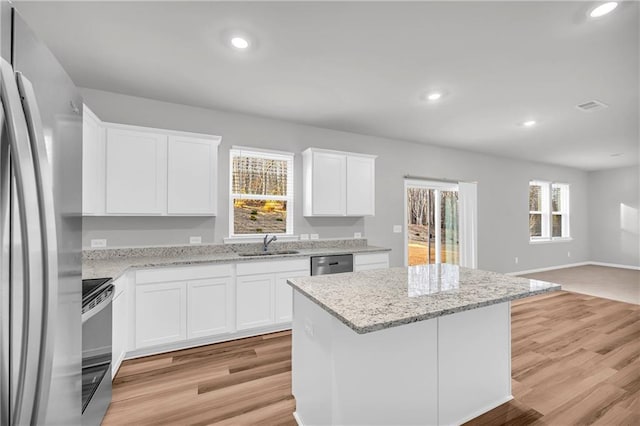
[[82, 287, 114, 324]]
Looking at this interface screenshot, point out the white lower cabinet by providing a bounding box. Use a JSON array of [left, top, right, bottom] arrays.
[[135, 281, 187, 348], [133, 264, 232, 351], [354, 252, 390, 272], [111, 273, 129, 378], [275, 273, 296, 323], [236, 259, 309, 330], [188, 278, 233, 339], [236, 274, 275, 330], [125, 253, 386, 356]]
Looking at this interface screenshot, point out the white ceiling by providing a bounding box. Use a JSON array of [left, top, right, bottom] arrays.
[[15, 1, 639, 171]]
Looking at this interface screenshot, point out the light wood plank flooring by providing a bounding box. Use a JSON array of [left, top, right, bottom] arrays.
[[104, 291, 639, 425], [466, 291, 639, 425], [102, 330, 296, 425]]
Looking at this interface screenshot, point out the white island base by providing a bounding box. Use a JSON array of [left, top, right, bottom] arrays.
[[292, 291, 513, 426]]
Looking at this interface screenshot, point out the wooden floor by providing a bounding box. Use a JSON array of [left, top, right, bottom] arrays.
[[466, 291, 640, 425], [103, 291, 639, 425], [102, 331, 296, 425]]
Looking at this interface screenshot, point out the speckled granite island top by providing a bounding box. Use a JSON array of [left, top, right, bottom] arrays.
[[287, 264, 561, 334]]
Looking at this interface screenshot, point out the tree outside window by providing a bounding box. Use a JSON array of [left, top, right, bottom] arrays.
[[230, 148, 294, 236]]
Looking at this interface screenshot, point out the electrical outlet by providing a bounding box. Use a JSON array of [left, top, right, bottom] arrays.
[[393, 225, 402, 233], [300, 234, 309, 240], [91, 239, 107, 248], [354, 232, 362, 238], [515, 257, 519, 264], [189, 236, 202, 244], [310, 234, 319, 240], [567, 251, 571, 258]]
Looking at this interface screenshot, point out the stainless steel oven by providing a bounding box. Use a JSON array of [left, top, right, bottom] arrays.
[[82, 278, 114, 426]]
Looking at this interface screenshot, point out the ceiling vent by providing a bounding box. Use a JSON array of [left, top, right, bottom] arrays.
[[576, 100, 608, 112]]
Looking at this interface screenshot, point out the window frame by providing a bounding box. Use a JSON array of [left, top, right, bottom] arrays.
[[228, 146, 294, 238], [529, 180, 571, 243]]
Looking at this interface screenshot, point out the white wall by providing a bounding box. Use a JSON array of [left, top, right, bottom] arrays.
[[588, 166, 640, 267], [81, 88, 590, 273]]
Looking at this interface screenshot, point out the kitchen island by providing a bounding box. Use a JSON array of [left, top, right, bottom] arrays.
[[287, 264, 560, 426]]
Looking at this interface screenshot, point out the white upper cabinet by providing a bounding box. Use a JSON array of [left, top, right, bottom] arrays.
[[82, 105, 105, 215], [306, 150, 346, 216], [81, 105, 221, 216], [302, 148, 376, 217], [105, 127, 167, 215], [167, 136, 218, 215], [346, 154, 376, 216]]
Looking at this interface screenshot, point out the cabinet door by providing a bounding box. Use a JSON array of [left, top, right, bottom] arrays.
[[167, 136, 218, 215], [135, 282, 186, 348], [105, 127, 167, 214], [346, 155, 375, 216], [112, 286, 127, 378], [312, 151, 346, 215], [187, 277, 232, 339], [236, 274, 274, 330], [275, 270, 309, 323], [82, 105, 105, 215]]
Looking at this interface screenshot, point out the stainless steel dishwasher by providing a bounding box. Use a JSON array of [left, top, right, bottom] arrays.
[[311, 254, 354, 275]]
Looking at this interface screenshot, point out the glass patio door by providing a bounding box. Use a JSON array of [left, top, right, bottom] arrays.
[[405, 181, 460, 266]]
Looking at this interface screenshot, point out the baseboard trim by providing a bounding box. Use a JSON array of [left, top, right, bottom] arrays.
[[453, 394, 514, 425], [589, 261, 640, 271], [124, 323, 292, 360], [507, 262, 589, 276], [508, 260, 640, 276], [292, 411, 303, 426]]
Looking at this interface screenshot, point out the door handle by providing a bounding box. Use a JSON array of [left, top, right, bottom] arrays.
[[0, 103, 10, 426], [16, 71, 59, 425], [0, 57, 45, 426]]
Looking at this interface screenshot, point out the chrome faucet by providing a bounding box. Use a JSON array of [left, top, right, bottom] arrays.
[[263, 234, 277, 252]]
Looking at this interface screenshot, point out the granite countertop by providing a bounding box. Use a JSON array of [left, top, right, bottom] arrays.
[[82, 239, 390, 280], [287, 263, 561, 334]]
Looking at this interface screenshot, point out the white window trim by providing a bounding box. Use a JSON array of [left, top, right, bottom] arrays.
[[529, 180, 571, 243], [229, 147, 294, 238]]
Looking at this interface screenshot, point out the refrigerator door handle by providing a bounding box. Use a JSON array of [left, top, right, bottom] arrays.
[[0, 104, 10, 426], [0, 57, 45, 426], [16, 72, 59, 425]]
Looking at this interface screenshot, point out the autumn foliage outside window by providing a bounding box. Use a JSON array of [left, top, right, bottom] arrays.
[[230, 148, 294, 236]]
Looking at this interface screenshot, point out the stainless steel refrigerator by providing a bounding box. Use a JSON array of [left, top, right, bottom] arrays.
[[1, 3, 82, 425]]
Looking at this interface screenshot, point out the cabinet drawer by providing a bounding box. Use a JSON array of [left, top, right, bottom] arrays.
[[236, 258, 309, 276], [354, 253, 389, 266], [136, 263, 232, 284]]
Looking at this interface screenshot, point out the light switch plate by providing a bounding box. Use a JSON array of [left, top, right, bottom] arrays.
[[393, 225, 402, 233], [91, 239, 107, 248], [354, 232, 362, 238], [189, 236, 202, 244], [310, 234, 319, 240], [300, 234, 309, 240]]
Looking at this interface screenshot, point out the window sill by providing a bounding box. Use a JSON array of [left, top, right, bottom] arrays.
[[529, 237, 573, 245], [224, 234, 299, 244]]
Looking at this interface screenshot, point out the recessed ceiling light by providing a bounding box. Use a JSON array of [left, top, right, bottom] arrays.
[[230, 36, 250, 50], [590, 2, 618, 18], [522, 120, 537, 127], [427, 92, 442, 101]]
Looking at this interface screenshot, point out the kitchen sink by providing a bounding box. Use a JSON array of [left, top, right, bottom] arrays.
[[238, 250, 300, 257]]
